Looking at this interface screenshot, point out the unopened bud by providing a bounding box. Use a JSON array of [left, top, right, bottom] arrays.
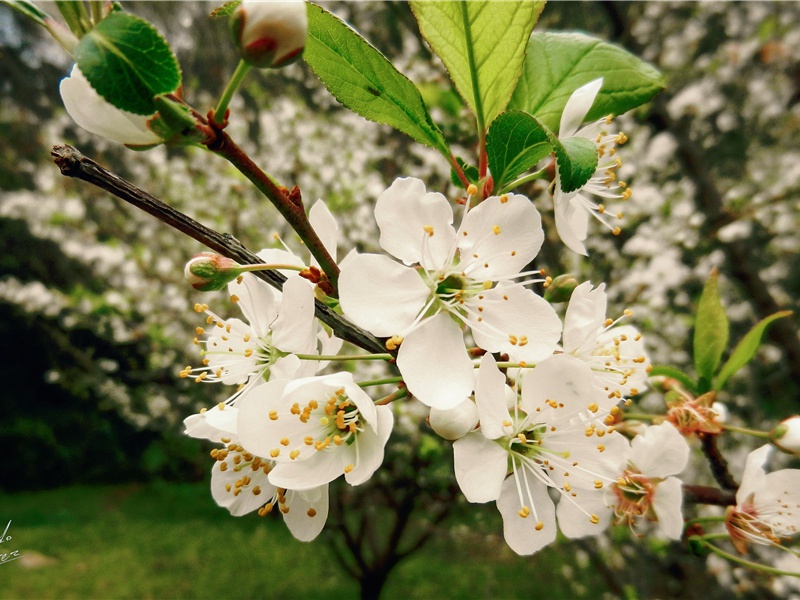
[[230, 0, 307, 69], [770, 416, 800, 455], [184, 253, 243, 291], [544, 274, 579, 303]]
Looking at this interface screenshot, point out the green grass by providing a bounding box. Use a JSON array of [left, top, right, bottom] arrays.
[[0, 483, 607, 599]]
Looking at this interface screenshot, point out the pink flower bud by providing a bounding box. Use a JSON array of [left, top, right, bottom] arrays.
[[231, 0, 307, 69], [771, 415, 800, 455], [184, 253, 243, 291]]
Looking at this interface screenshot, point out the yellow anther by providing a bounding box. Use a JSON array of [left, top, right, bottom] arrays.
[[597, 444, 605, 452], [587, 402, 599, 413], [467, 184, 478, 197], [535, 521, 544, 531], [509, 334, 518, 346], [590, 514, 600, 524], [517, 433, 527, 444], [289, 450, 300, 460], [594, 480, 603, 489], [307, 508, 317, 517], [502, 420, 512, 427], [244, 348, 253, 358], [230, 294, 240, 303], [492, 225, 501, 235], [280, 437, 290, 446], [385, 335, 404, 351], [206, 316, 214, 324], [518, 506, 531, 518], [423, 225, 434, 237], [219, 462, 228, 471], [269, 449, 280, 458], [344, 464, 354, 474], [195, 327, 205, 335], [598, 204, 605, 214]]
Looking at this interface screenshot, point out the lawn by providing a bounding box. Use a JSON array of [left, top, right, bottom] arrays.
[[0, 482, 602, 599]]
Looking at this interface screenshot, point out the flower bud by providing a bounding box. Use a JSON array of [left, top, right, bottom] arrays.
[[544, 274, 579, 303], [184, 253, 244, 291], [230, 0, 307, 69], [770, 416, 800, 455]]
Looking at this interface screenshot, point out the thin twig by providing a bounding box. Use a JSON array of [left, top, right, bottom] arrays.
[[50, 144, 385, 355]]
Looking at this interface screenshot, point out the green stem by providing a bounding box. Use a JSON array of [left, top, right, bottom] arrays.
[[684, 516, 726, 528], [621, 412, 663, 422], [295, 353, 393, 362], [498, 167, 549, 195], [213, 59, 252, 126], [375, 387, 408, 406], [693, 537, 800, 578], [359, 377, 404, 388], [206, 130, 340, 294], [722, 424, 771, 439], [491, 361, 538, 369], [89, 0, 103, 24]]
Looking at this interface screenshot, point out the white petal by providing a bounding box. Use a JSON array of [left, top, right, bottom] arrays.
[[308, 200, 339, 266], [268, 448, 342, 490], [272, 275, 316, 354], [60, 65, 162, 146], [755, 470, 800, 534], [467, 283, 561, 362], [736, 444, 771, 506], [458, 194, 543, 279], [554, 186, 589, 256], [184, 405, 238, 442], [652, 477, 685, 540], [496, 475, 557, 555], [236, 378, 292, 458], [228, 273, 279, 340], [338, 252, 430, 337], [453, 433, 508, 503], [556, 490, 612, 538], [210, 461, 275, 516], [632, 423, 690, 479], [396, 314, 474, 410], [474, 354, 514, 440], [559, 78, 603, 138], [256, 248, 306, 277], [429, 399, 479, 441], [521, 354, 608, 418], [282, 484, 329, 542], [345, 406, 393, 486], [563, 281, 606, 353], [374, 177, 455, 269]]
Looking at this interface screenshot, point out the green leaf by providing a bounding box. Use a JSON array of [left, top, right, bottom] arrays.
[[410, 1, 545, 133], [210, 1, 240, 18], [693, 270, 729, 383], [715, 310, 793, 390], [4, 0, 50, 26], [73, 11, 181, 116], [486, 110, 552, 192], [648, 365, 698, 394], [304, 4, 449, 156], [551, 134, 598, 194], [450, 157, 480, 189], [509, 32, 665, 132]]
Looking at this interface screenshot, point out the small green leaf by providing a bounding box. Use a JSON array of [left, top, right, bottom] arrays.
[[510, 32, 665, 132], [304, 4, 450, 157], [486, 111, 552, 192], [410, 1, 545, 133], [648, 365, 698, 394], [550, 134, 598, 194], [4, 0, 50, 26], [693, 270, 729, 384], [74, 11, 181, 115], [715, 310, 793, 390], [210, 0, 240, 18]]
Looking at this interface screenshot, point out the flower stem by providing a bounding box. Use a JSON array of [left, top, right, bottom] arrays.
[[691, 536, 800, 578], [213, 59, 252, 127], [375, 386, 408, 406], [359, 376, 404, 388], [721, 424, 771, 439], [295, 353, 393, 362], [620, 412, 663, 422], [684, 516, 727, 528], [491, 361, 537, 369], [498, 167, 549, 195]]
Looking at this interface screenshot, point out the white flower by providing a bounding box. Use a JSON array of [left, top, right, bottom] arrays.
[[236, 372, 394, 490], [553, 78, 631, 255], [563, 281, 649, 398], [725, 444, 800, 553], [453, 354, 629, 555], [772, 416, 800, 455], [429, 399, 479, 441], [59, 65, 162, 147], [338, 177, 561, 409], [607, 422, 689, 540], [183, 404, 328, 541], [231, 0, 307, 68], [181, 252, 341, 403]]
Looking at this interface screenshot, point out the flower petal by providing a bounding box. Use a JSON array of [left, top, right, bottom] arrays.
[[563, 281, 607, 353], [474, 354, 514, 440], [652, 477, 685, 540], [496, 475, 557, 555], [282, 484, 329, 542], [272, 275, 316, 354], [554, 186, 589, 256], [268, 447, 342, 490], [184, 404, 238, 442], [338, 251, 430, 337], [429, 399, 479, 441], [375, 177, 455, 269], [467, 283, 561, 362], [345, 405, 393, 486], [458, 194, 543, 279], [556, 490, 611, 538], [210, 461, 276, 517], [228, 273, 278, 340], [396, 314, 474, 410], [559, 78, 603, 138], [60, 65, 162, 146], [632, 423, 689, 480], [308, 200, 338, 266], [236, 378, 292, 458], [453, 433, 508, 503], [736, 444, 771, 506]]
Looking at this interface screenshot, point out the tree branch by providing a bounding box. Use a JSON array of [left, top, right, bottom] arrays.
[[50, 144, 386, 355]]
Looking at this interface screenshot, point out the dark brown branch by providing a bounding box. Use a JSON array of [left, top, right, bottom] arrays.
[[698, 433, 739, 491], [683, 484, 736, 506], [50, 144, 385, 355]]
